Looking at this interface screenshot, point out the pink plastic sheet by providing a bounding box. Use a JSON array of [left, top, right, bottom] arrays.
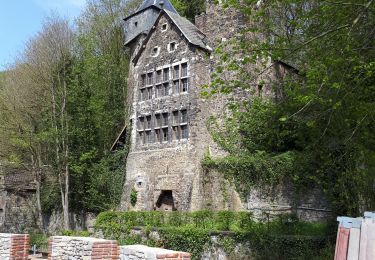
[[335, 226, 350, 260]]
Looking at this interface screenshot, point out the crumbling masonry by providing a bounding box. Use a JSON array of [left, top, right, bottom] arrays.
[[119, 0, 332, 220]]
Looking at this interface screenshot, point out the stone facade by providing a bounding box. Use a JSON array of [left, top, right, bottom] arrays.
[[120, 0, 332, 220], [0, 163, 38, 233], [120, 245, 190, 260], [47, 237, 190, 260], [48, 236, 119, 260], [121, 4, 218, 212], [0, 233, 30, 260]]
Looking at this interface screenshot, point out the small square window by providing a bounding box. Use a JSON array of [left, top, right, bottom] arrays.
[[162, 23, 168, 31], [134, 22, 138, 27], [169, 42, 176, 52]]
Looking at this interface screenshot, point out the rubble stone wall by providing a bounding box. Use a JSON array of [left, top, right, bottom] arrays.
[[0, 233, 29, 260], [48, 236, 119, 260], [48, 237, 191, 260], [120, 245, 190, 260]]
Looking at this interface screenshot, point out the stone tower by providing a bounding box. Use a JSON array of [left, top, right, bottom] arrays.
[[118, 0, 332, 220], [119, 0, 240, 212]]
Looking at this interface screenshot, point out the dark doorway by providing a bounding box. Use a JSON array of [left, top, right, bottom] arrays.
[[156, 190, 176, 211]]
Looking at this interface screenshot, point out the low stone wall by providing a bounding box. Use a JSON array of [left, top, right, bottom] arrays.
[[120, 245, 191, 260], [0, 233, 30, 260], [48, 237, 191, 260], [48, 236, 119, 260]]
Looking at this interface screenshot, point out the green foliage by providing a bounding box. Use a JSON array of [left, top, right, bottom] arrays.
[[29, 233, 49, 249], [205, 0, 375, 216], [130, 188, 138, 207], [171, 0, 206, 21], [95, 211, 335, 259], [60, 230, 90, 237]]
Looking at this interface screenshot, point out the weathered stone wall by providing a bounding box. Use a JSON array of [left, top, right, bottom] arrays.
[[120, 245, 190, 260], [47, 237, 191, 260], [0, 233, 30, 260], [0, 163, 37, 233], [121, 12, 227, 212], [48, 236, 119, 260], [121, 0, 332, 220]]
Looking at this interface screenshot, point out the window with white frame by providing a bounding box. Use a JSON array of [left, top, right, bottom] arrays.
[[163, 68, 169, 82], [137, 109, 189, 146]]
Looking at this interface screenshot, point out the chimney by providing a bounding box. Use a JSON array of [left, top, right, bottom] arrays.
[[195, 12, 207, 34], [160, 0, 164, 9]]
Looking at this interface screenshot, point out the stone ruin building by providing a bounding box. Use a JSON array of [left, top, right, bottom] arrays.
[[115, 0, 332, 220], [0, 162, 37, 233]]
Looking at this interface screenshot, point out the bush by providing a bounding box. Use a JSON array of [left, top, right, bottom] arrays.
[[95, 211, 335, 259]]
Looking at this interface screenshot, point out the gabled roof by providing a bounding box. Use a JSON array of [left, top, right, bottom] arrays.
[[124, 0, 178, 21], [164, 10, 210, 51], [133, 9, 212, 63], [138, 0, 178, 14]]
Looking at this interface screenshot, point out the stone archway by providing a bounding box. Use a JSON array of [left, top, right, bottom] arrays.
[[155, 190, 176, 212]]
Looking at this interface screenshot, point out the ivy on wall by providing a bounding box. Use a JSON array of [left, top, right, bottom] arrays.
[[95, 211, 335, 259]]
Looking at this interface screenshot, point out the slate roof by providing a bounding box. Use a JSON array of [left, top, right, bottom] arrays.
[[164, 10, 211, 51], [133, 10, 212, 63], [137, 0, 178, 14], [124, 0, 177, 21]]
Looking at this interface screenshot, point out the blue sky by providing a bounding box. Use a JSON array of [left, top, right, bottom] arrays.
[[0, 0, 86, 70]]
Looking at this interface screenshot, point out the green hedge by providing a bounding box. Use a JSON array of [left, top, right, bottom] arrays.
[[95, 211, 336, 260]]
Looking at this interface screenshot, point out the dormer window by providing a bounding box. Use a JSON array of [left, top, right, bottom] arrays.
[[161, 23, 168, 32]]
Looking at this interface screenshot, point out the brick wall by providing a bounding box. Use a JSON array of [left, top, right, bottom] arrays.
[[0, 233, 29, 260]]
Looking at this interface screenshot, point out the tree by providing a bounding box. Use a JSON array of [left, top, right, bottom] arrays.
[[206, 0, 375, 216]]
